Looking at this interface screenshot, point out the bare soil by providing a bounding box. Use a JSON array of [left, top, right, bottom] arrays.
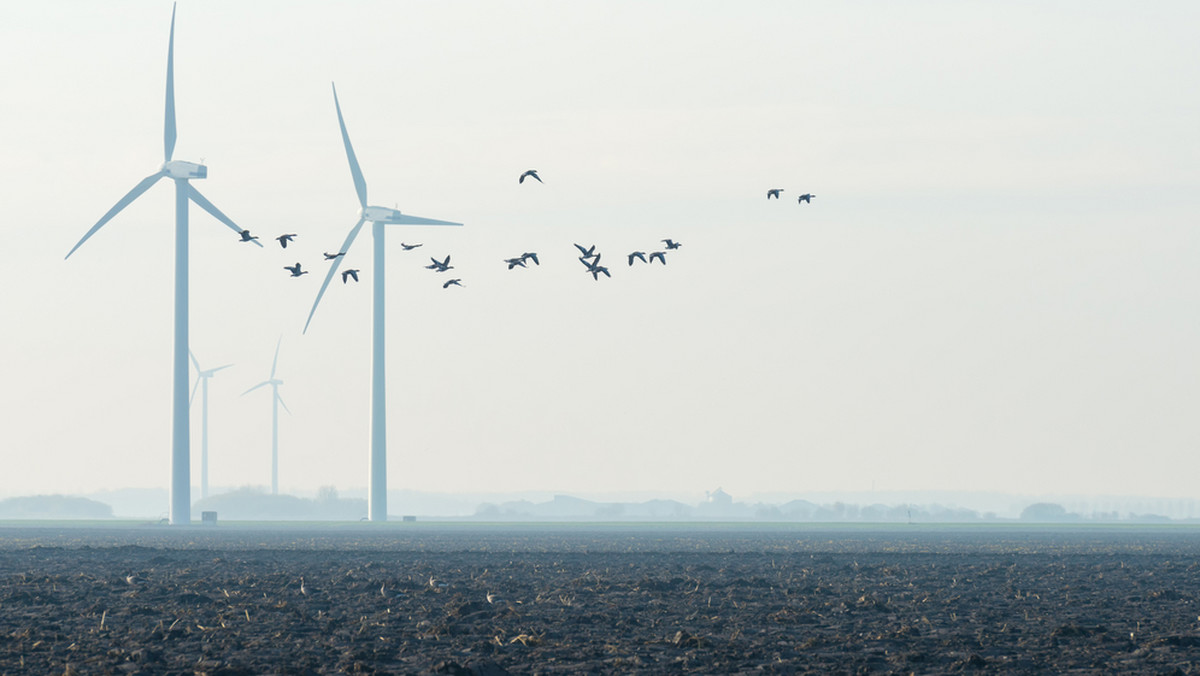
[[2, 524, 1200, 674]]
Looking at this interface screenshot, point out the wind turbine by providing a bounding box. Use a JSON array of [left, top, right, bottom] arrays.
[[242, 339, 290, 496], [304, 83, 462, 522], [189, 350, 232, 500], [64, 4, 260, 525]]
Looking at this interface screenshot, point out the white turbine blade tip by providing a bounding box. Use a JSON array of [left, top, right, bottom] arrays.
[[242, 381, 270, 396]]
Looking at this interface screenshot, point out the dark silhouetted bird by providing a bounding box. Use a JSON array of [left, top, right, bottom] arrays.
[[443, 278, 463, 289], [239, 229, 259, 243], [767, 189, 783, 199], [521, 252, 539, 265], [662, 239, 681, 250], [426, 255, 453, 272], [574, 243, 597, 258], [798, 193, 815, 204], [504, 257, 528, 270], [400, 243, 422, 251], [323, 251, 345, 260], [649, 251, 667, 265], [581, 255, 610, 280], [628, 251, 647, 266], [519, 169, 542, 184], [284, 263, 307, 277], [276, 234, 297, 248], [342, 269, 359, 283]]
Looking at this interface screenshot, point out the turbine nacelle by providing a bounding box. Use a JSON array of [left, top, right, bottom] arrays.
[[359, 205, 405, 223], [162, 160, 207, 180]]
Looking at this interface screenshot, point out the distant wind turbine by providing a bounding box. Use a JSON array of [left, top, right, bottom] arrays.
[[303, 83, 462, 521], [64, 4, 259, 525], [242, 339, 290, 496], [189, 350, 232, 500]]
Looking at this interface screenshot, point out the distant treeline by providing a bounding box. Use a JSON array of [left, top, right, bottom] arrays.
[[475, 495, 985, 522], [192, 486, 366, 521], [0, 495, 113, 519], [473, 495, 1186, 523], [0, 492, 1186, 523]]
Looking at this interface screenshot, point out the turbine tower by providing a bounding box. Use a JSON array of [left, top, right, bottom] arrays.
[[189, 350, 232, 500], [242, 339, 290, 496], [64, 4, 260, 525], [304, 83, 462, 522]]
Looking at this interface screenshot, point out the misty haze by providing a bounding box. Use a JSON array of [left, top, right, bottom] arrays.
[[2, 1, 1200, 672]]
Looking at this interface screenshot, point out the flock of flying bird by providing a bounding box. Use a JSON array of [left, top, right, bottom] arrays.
[[217, 169, 766, 289], [230, 173, 812, 287], [572, 239, 682, 280], [766, 188, 816, 203], [236, 229, 367, 282]]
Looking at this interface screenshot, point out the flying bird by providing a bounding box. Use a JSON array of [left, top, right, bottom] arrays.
[[239, 229, 259, 243], [627, 251, 647, 266], [443, 278, 463, 289], [342, 269, 359, 283], [767, 189, 783, 199], [284, 263, 308, 277], [425, 255, 453, 272], [323, 252, 345, 260], [519, 169, 542, 184], [504, 257, 528, 270], [400, 243, 423, 251], [574, 243, 597, 259], [798, 193, 815, 204], [581, 255, 610, 279], [276, 234, 297, 248], [520, 252, 540, 265], [649, 251, 667, 265], [662, 239, 681, 250]]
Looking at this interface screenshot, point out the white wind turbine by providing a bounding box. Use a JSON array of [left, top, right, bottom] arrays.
[[242, 339, 290, 496], [304, 83, 462, 522], [64, 4, 260, 525], [189, 350, 232, 500]]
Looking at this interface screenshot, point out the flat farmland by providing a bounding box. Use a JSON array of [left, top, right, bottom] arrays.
[[2, 524, 1199, 674]]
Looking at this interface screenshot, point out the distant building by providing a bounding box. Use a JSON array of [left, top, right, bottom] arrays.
[[705, 488, 732, 508], [696, 488, 748, 518]]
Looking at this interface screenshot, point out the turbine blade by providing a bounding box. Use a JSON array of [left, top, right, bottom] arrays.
[[187, 184, 263, 247], [190, 377, 199, 407], [332, 83, 368, 208], [164, 3, 177, 163], [276, 392, 292, 416], [242, 381, 270, 396], [210, 363, 234, 374], [188, 348, 200, 372], [303, 217, 366, 333], [66, 172, 164, 259], [391, 214, 463, 227], [270, 336, 281, 379]]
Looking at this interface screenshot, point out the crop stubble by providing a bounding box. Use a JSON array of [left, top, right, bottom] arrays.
[[1, 526, 1199, 674]]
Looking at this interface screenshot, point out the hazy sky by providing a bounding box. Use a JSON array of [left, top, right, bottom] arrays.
[[2, 1, 1198, 504]]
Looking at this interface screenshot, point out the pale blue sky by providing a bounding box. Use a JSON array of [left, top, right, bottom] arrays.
[[1, 1, 1198, 503]]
